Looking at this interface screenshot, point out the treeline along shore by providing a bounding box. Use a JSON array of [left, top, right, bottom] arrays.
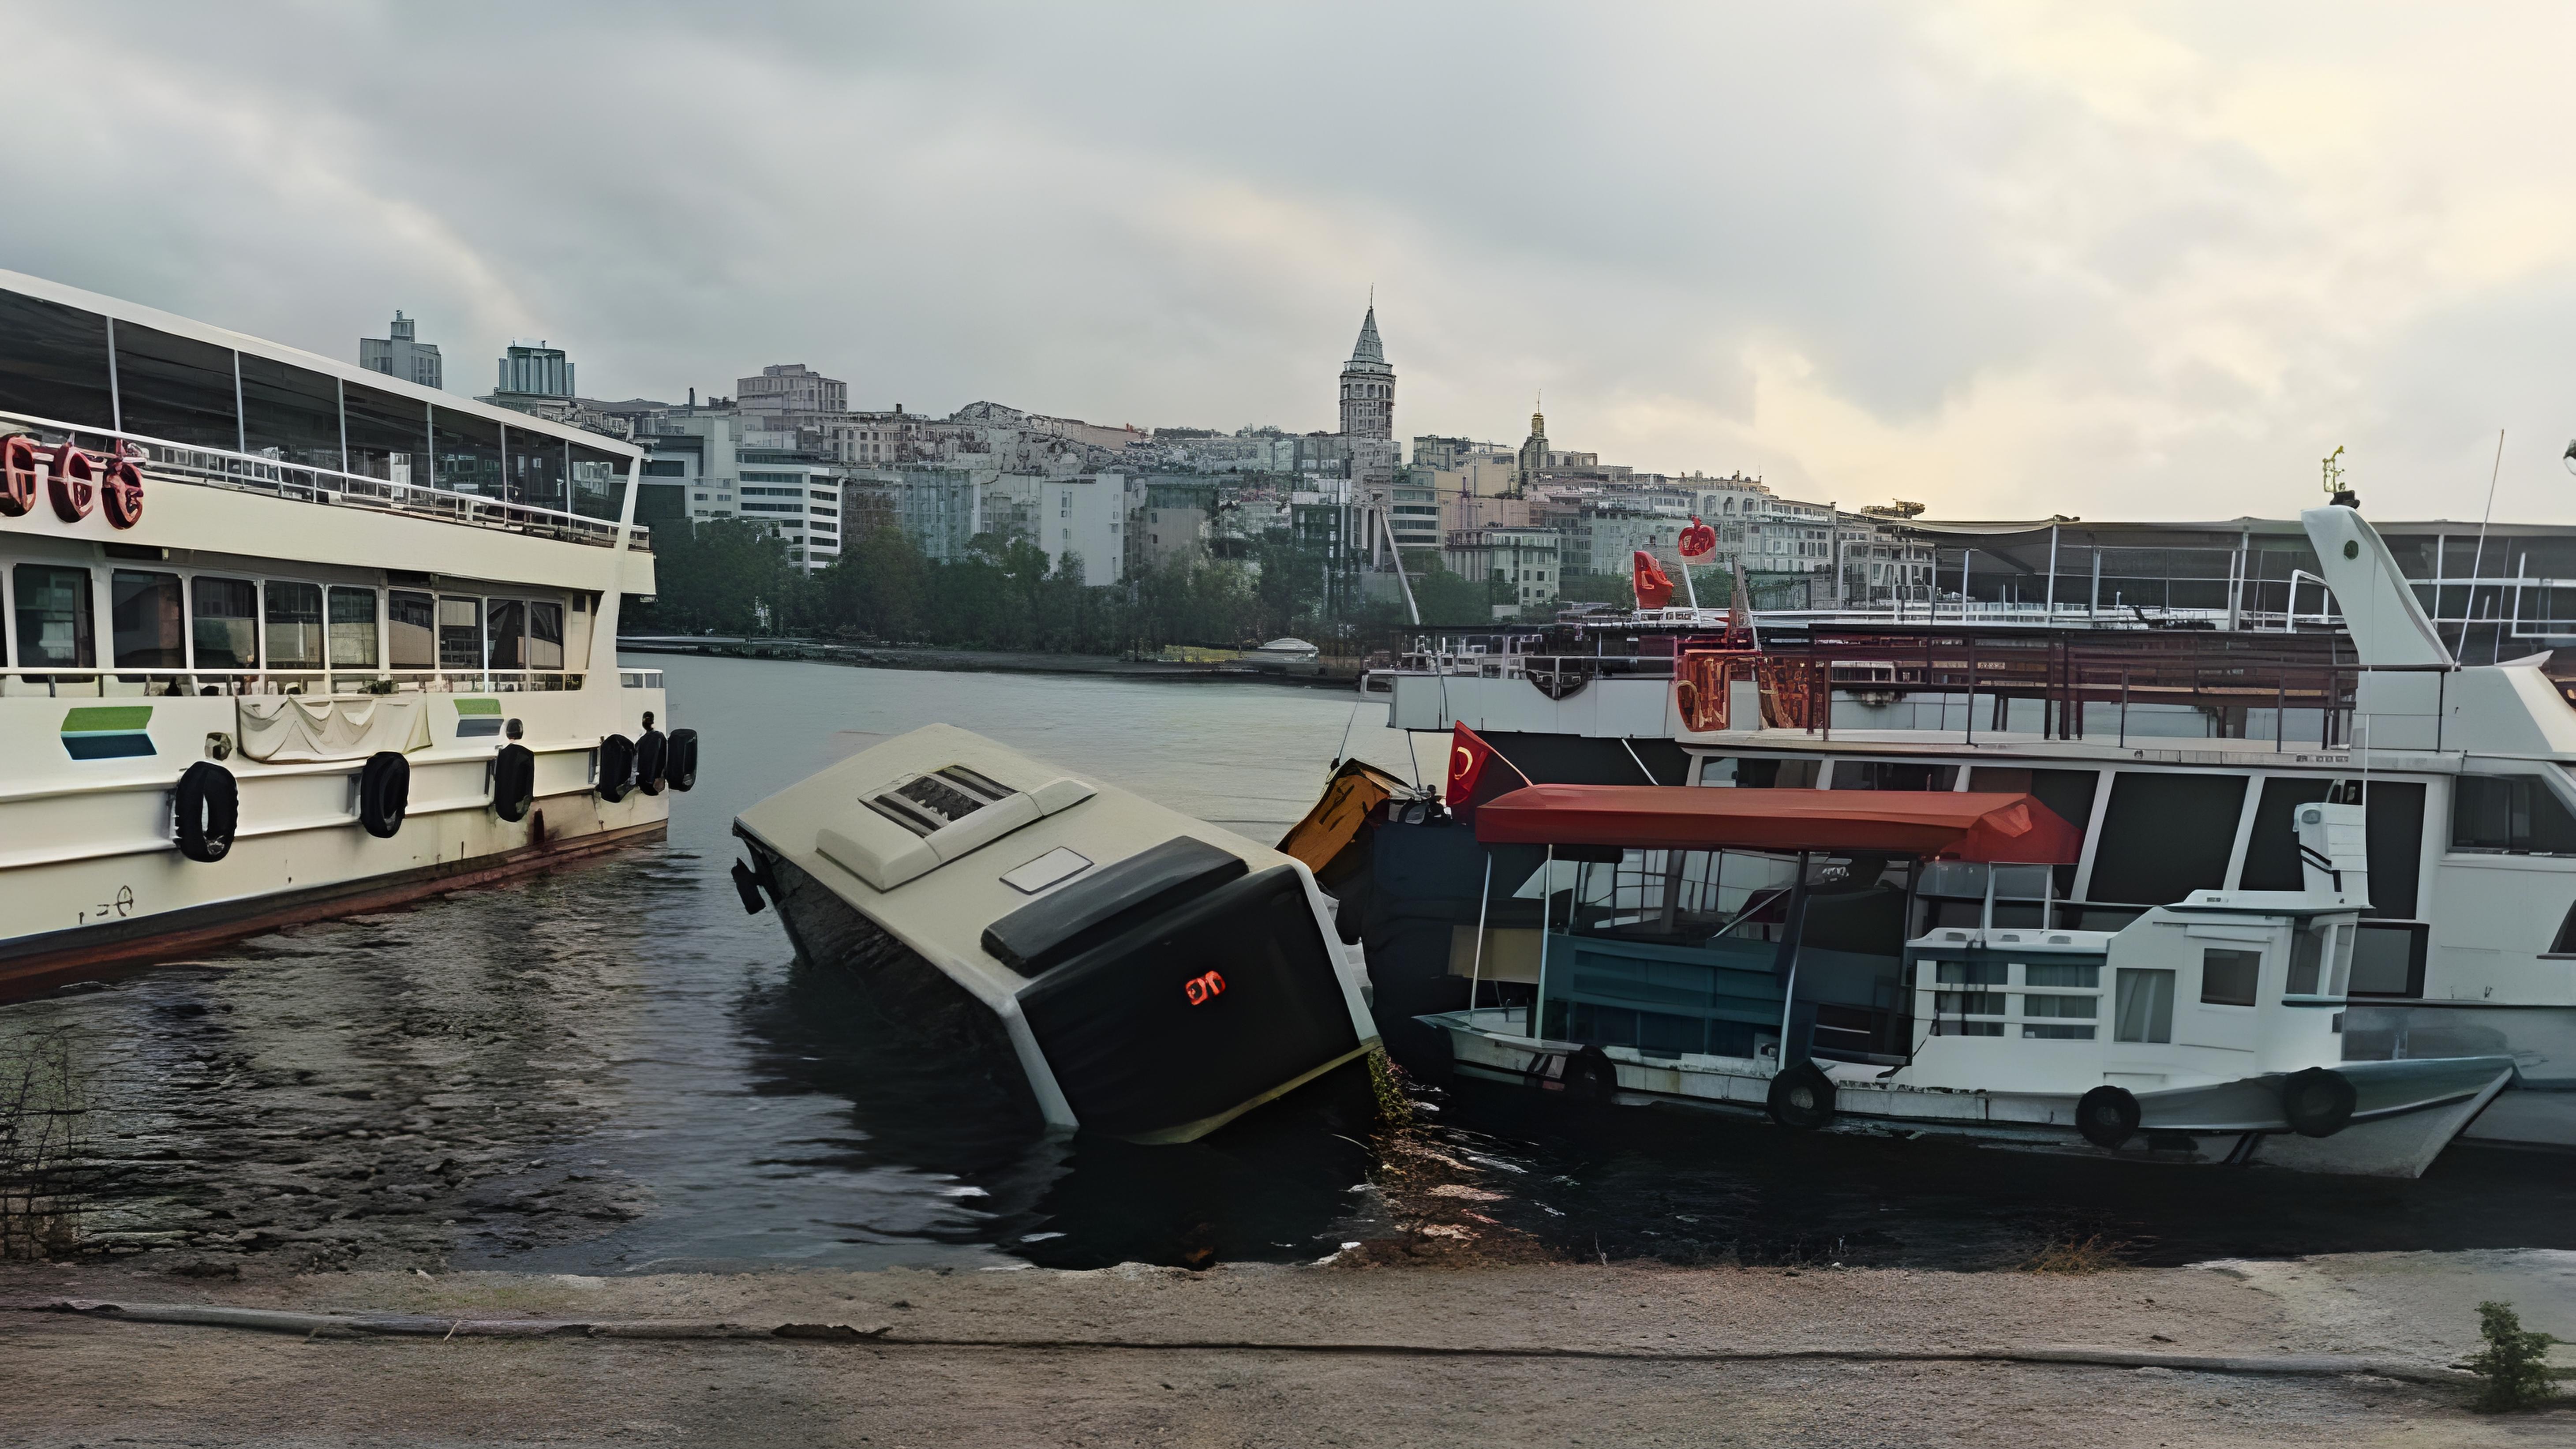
[[628, 518, 1639, 658]]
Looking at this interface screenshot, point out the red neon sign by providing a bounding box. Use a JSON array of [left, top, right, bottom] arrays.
[[1183, 970, 1226, 1006]]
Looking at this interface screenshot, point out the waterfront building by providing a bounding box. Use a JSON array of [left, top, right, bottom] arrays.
[[358, 310, 442, 390], [736, 450, 843, 570], [980, 474, 1126, 584], [1442, 526, 1563, 615], [737, 363, 846, 418], [494, 341, 575, 400]]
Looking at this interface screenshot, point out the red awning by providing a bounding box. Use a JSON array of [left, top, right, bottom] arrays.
[[1471, 786, 2082, 863]]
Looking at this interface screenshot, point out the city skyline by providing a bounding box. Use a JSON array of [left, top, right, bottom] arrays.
[[2, 4, 2574, 524]]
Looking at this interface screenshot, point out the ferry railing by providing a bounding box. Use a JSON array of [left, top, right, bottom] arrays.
[[0, 666, 623, 698], [0, 409, 649, 554]]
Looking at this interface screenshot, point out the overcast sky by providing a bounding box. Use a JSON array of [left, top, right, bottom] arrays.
[[5, 2, 2574, 523]]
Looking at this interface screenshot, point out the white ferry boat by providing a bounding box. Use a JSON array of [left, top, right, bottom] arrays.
[[1316, 503, 2576, 1156], [0, 271, 688, 991]]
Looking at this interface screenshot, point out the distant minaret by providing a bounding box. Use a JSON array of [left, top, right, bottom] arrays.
[[1338, 301, 1393, 441]]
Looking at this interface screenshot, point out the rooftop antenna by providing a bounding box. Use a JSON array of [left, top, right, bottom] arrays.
[[2321, 445, 2355, 509]]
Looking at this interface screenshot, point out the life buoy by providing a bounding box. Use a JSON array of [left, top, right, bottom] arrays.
[[490, 743, 536, 823], [2281, 1067, 2357, 1138], [595, 733, 637, 802], [101, 454, 143, 529], [2076, 1084, 2141, 1149], [46, 444, 95, 522], [1765, 1060, 1836, 1130], [358, 751, 409, 839], [0, 434, 36, 517], [174, 761, 238, 864], [665, 727, 699, 792], [635, 727, 668, 796]]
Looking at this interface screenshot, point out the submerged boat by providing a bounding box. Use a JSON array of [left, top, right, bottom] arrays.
[[0, 270, 689, 991], [731, 724, 1379, 1143]]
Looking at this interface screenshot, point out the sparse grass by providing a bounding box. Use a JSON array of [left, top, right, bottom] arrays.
[[2020, 1233, 2126, 1275], [2460, 1300, 2565, 1412], [1365, 1048, 1415, 1129]]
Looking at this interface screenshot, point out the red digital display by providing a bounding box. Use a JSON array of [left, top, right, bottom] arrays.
[[1183, 970, 1226, 1006]]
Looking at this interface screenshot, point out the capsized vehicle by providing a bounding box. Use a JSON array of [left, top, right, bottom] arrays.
[[732, 724, 1379, 1143]]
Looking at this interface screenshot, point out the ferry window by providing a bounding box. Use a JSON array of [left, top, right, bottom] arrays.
[[2113, 967, 2174, 1042], [343, 381, 427, 485], [2451, 775, 2576, 856], [504, 427, 567, 511], [1700, 756, 1820, 787], [264, 581, 324, 670], [527, 601, 565, 670], [189, 577, 258, 669], [238, 355, 343, 469], [111, 570, 185, 674], [0, 291, 114, 429], [2239, 777, 2333, 891], [2199, 948, 2261, 1007], [2553, 902, 2576, 957], [112, 322, 239, 449], [487, 599, 527, 670], [438, 596, 482, 670], [2084, 771, 2248, 906], [2349, 922, 2426, 996], [570, 443, 629, 521], [2362, 782, 2426, 919], [11, 564, 94, 668], [1967, 766, 2099, 896], [433, 408, 504, 498], [1831, 760, 1958, 791], [388, 590, 435, 669], [328, 587, 378, 668]]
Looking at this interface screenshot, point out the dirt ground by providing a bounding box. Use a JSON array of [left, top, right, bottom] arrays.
[[5, 1250, 2574, 1447]]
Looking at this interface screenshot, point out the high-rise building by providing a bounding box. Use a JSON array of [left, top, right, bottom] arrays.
[[738, 363, 847, 416], [495, 341, 574, 399], [359, 310, 442, 389]]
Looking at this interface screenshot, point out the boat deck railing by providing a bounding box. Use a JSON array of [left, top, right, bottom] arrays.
[[0, 409, 649, 553], [0, 666, 667, 697]]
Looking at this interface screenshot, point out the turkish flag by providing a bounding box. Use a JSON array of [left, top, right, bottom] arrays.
[[1446, 723, 1520, 822], [1633, 550, 1675, 609]]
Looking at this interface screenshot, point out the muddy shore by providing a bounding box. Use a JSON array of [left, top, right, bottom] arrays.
[[6, 1251, 2572, 1446]]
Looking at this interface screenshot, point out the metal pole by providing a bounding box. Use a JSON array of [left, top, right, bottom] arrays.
[[2089, 546, 2100, 622], [2044, 524, 2059, 619], [2119, 670, 2129, 747], [1964, 633, 1976, 745], [1531, 844, 1553, 1039], [1773, 851, 1812, 1070], [1468, 852, 1493, 1014]]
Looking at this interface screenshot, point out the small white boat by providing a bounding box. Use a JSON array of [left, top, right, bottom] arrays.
[[1245, 637, 1322, 675], [731, 724, 1379, 1143], [1418, 782, 2512, 1176]]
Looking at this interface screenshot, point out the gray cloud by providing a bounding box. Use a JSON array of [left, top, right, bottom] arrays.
[[4, 1, 2574, 521]]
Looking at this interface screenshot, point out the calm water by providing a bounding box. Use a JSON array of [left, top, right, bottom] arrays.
[[9, 654, 2576, 1276]]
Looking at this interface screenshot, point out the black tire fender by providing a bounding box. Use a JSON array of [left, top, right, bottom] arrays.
[[490, 743, 537, 823], [2282, 1067, 2358, 1138], [636, 727, 668, 797], [2076, 1083, 2142, 1149], [730, 859, 768, 915], [596, 733, 637, 803], [666, 727, 698, 792], [1766, 1060, 1837, 1130], [358, 751, 409, 839], [1566, 1044, 1619, 1103], [174, 761, 238, 864]]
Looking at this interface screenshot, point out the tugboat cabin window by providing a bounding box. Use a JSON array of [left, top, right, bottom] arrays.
[[2199, 948, 2261, 1007], [190, 578, 258, 669], [11, 564, 94, 668], [264, 582, 325, 672], [0, 290, 113, 428], [2086, 772, 2248, 905], [2451, 775, 2576, 856], [388, 591, 435, 670], [2113, 967, 2175, 1042], [111, 570, 184, 676]]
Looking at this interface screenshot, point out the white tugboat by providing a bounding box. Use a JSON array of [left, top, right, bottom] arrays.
[[733, 725, 1378, 1143], [0, 270, 688, 991]]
